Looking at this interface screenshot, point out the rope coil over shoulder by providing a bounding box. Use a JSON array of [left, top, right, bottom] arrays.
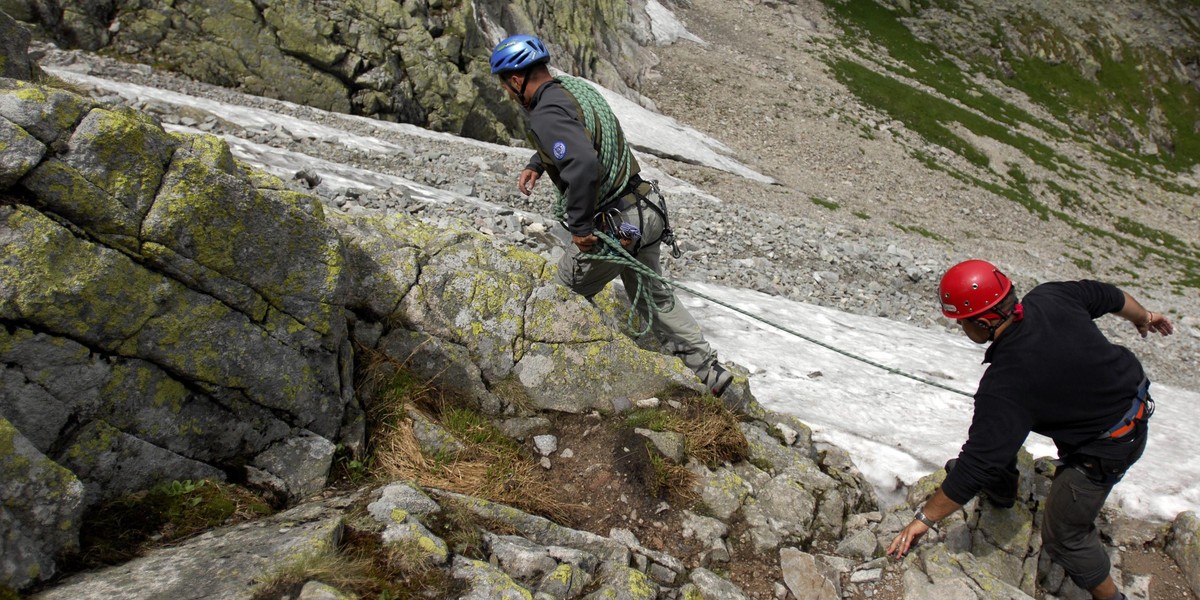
[[551, 76, 633, 222]]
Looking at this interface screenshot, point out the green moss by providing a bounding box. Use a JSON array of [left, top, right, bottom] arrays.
[[0, 419, 33, 475], [64, 422, 119, 468], [1, 206, 162, 342], [623, 567, 658, 599], [810, 197, 840, 210], [892, 222, 948, 242]]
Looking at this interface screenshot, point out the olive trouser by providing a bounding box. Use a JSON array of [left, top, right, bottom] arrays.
[[555, 198, 717, 376], [1042, 419, 1149, 590]]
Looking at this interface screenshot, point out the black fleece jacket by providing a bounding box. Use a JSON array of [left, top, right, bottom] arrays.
[[941, 280, 1146, 505]]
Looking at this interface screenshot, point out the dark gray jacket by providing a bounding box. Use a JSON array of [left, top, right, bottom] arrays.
[[524, 79, 640, 236]]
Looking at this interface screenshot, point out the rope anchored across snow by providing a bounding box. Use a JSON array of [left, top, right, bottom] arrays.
[[585, 231, 975, 398]]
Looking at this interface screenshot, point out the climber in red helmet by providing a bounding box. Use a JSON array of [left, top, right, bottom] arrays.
[[888, 260, 1173, 600]]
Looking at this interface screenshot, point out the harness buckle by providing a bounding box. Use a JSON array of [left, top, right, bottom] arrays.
[[1099, 378, 1153, 440]]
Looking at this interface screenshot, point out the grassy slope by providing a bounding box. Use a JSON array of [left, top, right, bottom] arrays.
[[819, 0, 1200, 289]]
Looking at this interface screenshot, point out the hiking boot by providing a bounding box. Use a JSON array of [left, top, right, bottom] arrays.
[[701, 362, 733, 397], [944, 459, 1017, 509]]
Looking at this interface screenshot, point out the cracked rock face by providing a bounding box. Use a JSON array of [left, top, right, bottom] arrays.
[[0, 68, 703, 590], [3, 0, 662, 144]]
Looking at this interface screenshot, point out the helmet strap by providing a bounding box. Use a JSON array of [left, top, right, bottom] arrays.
[[976, 301, 1024, 341], [502, 68, 537, 109]]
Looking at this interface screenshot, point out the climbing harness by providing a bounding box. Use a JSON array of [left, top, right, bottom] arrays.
[[641, 179, 683, 259], [1099, 378, 1153, 440], [582, 178, 683, 338]]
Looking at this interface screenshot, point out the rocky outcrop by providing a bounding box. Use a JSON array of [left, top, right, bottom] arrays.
[[1168, 512, 1200, 598], [0, 46, 700, 590], [33, 412, 1190, 600], [28, 417, 874, 600], [3, 0, 664, 143], [32, 497, 347, 600], [1, 11, 41, 81]]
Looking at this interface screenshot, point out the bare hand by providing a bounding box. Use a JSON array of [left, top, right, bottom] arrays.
[[572, 234, 598, 252], [1136, 311, 1174, 338], [518, 168, 540, 195], [887, 520, 930, 560]]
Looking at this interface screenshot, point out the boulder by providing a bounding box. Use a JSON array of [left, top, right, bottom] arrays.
[[33, 499, 345, 600], [1167, 511, 1200, 597], [0, 418, 85, 590], [0, 10, 40, 81]]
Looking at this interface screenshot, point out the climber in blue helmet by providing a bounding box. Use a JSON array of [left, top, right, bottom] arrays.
[[490, 34, 550, 108], [489, 34, 735, 398]]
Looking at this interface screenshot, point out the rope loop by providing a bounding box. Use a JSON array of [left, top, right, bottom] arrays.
[[584, 231, 673, 337]]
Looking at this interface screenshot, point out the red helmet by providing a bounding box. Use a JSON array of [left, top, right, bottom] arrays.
[[938, 260, 1013, 319]]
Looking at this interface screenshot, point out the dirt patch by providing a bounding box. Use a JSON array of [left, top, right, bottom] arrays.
[[1122, 548, 1197, 599], [534, 413, 700, 550], [534, 411, 783, 597]]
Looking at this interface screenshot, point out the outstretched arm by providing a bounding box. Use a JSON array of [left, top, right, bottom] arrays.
[[1116, 290, 1174, 338]]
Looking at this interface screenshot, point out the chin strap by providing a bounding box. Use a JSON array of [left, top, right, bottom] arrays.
[[503, 67, 536, 109], [981, 302, 1024, 341]]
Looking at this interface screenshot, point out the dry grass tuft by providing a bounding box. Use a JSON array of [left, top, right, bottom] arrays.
[[681, 397, 749, 467], [371, 414, 577, 524], [646, 449, 698, 503], [626, 395, 749, 468], [357, 349, 579, 525]]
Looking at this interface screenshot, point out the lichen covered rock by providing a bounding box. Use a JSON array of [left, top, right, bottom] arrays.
[[0, 417, 85, 590], [8, 0, 662, 144]]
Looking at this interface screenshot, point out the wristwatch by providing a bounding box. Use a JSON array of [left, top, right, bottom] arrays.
[[914, 508, 937, 529]]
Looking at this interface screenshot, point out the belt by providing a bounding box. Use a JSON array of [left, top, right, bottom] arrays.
[[1100, 377, 1152, 440]]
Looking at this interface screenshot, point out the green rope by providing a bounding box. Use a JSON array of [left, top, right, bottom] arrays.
[[551, 76, 633, 222], [582, 235, 674, 337], [586, 231, 975, 398]]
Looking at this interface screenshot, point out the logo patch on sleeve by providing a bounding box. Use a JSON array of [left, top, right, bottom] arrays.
[[552, 141, 567, 160]]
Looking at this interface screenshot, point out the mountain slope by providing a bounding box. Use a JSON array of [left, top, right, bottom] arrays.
[[640, 0, 1199, 387]]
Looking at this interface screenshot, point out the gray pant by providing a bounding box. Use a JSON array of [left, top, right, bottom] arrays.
[[1042, 424, 1148, 590], [555, 200, 716, 375]]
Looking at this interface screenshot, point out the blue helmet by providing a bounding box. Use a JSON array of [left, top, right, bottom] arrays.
[[490, 34, 550, 74]]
